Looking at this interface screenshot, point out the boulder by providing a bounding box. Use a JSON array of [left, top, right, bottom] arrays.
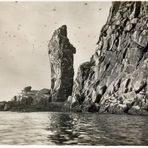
[[0, 102, 5, 111], [4, 103, 10, 111], [23, 86, 32, 93]]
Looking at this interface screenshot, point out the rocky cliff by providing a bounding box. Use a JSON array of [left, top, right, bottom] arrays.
[[48, 25, 76, 102], [69, 1, 148, 115]]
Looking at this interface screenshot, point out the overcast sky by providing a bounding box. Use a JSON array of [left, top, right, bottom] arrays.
[[0, 1, 111, 100]]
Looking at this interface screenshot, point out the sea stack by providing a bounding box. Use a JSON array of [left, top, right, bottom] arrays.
[[48, 25, 76, 102], [70, 1, 148, 114]]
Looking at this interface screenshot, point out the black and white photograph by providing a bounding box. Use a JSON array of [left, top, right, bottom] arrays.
[[0, 0, 147, 146]]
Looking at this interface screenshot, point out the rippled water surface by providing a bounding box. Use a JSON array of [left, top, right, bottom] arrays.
[[0, 112, 148, 145]]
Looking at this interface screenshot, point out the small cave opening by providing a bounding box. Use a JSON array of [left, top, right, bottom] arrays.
[[143, 43, 148, 53], [123, 48, 128, 59], [105, 62, 110, 71]]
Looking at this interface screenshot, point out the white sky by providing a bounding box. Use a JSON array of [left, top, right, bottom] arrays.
[[0, 1, 111, 100]]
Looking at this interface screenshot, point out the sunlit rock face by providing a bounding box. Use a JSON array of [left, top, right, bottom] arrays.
[[70, 2, 148, 114], [48, 25, 76, 102]]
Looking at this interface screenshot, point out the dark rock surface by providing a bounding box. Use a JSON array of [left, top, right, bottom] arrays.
[[0, 25, 76, 112], [0, 87, 64, 112], [48, 25, 76, 102], [68, 1, 148, 115]]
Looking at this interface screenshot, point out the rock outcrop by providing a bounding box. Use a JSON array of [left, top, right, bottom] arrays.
[[0, 86, 64, 112], [48, 25, 76, 102], [69, 1, 148, 115], [0, 26, 76, 112]]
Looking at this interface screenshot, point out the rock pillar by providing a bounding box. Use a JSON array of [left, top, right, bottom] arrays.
[[48, 25, 76, 102]]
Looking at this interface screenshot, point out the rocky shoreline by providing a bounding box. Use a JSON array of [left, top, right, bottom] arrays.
[[0, 86, 64, 112], [1, 2, 148, 115]]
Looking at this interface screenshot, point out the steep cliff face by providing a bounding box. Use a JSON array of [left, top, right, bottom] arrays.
[[48, 25, 76, 102], [71, 2, 148, 114]]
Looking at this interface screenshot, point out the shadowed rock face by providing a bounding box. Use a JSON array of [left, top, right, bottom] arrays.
[[70, 2, 148, 114], [48, 25, 76, 102]]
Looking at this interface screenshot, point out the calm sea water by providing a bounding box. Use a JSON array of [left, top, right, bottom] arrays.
[[0, 112, 148, 145]]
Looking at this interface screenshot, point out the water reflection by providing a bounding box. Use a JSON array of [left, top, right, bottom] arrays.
[[0, 112, 148, 145], [46, 113, 148, 145], [47, 113, 79, 145]]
